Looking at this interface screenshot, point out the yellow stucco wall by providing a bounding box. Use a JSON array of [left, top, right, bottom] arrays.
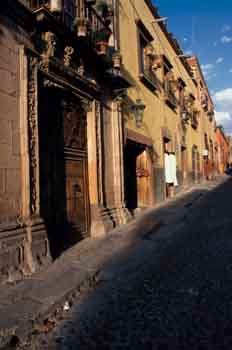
[[119, 0, 215, 200]]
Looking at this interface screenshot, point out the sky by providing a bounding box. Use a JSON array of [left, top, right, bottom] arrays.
[[153, 0, 232, 135]]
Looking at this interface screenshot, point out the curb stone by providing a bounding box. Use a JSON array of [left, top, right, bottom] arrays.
[[0, 220, 161, 349]]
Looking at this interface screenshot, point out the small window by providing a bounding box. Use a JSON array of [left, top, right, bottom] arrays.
[[136, 20, 159, 91], [163, 56, 178, 109], [178, 78, 186, 110]]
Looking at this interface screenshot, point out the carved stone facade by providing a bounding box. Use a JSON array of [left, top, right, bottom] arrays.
[[0, 0, 130, 284]]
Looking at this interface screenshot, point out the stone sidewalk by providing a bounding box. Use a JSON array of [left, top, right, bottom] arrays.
[[0, 176, 227, 349]]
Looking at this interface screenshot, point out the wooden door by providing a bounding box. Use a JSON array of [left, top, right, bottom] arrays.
[[65, 155, 89, 237], [63, 102, 90, 239], [136, 150, 150, 207]]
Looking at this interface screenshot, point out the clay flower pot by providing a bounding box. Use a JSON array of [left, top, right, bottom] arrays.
[[112, 52, 122, 68], [77, 24, 88, 37], [96, 41, 108, 55], [74, 18, 89, 37], [144, 44, 154, 57], [170, 80, 178, 92], [152, 56, 162, 70], [95, 28, 111, 55]]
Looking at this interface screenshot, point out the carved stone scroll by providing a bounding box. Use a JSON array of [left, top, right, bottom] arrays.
[[27, 55, 39, 215], [64, 46, 74, 67], [42, 31, 56, 59]]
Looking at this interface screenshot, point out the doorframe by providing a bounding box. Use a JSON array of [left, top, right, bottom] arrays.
[[124, 129, 155, 209]]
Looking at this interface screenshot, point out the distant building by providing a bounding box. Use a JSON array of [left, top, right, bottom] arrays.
[[228, 136, 232, 165], [187, 56, 216, 180], [215, 126, 229, 173]]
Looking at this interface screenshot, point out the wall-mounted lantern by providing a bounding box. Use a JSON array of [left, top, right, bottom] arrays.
[[181, 110, 189, 122], [132, 99, 146, 128]]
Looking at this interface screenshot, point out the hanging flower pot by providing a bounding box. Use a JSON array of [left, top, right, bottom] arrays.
[[152, 55, 162, 70], [73, 18, 89, 37], [169, 79, 178, 92], [96, 41, 108, 55], [112, 52, 122, 69], [50, 0, 62, 12], [144, 44, 154, 57], [95, 29, 111, 55], [166, 70, 175, 81], [77, 23, 88, 37]]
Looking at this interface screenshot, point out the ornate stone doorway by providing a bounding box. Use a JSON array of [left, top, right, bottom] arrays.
[[38, 85, 90, 258]]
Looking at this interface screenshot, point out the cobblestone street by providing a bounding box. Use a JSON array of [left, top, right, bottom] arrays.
[[25, 177, 232, 350]]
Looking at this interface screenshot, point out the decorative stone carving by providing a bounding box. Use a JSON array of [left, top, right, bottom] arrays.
[[42, 31, 57, 58], [77, 59, 85, 76], [28, 55, 38, 215], [64, 46, 74, 67], [62, 100, 87, 149]]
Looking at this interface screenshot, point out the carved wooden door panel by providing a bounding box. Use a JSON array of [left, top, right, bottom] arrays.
[[63, 103, 89, 238], [65, 157, 88, 236]]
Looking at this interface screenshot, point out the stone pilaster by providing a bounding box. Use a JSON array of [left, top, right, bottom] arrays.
[[111, 100, 131, 224], [19, 47, 50, 272], [87, 100, 113, 237]]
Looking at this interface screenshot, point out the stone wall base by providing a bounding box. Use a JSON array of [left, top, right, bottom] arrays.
[[90, 205, 132, 238], [0, 216, 51, 284]]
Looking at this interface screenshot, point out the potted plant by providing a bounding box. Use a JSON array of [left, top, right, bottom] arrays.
[[152, 55, 163, 70], [112, 51, 122, 69], [95, 29, 111, 55], [73, 17, 89, 37], [96, 1, 109, 18], [144, 44, 154, 57], [169, 79, 178, 92]]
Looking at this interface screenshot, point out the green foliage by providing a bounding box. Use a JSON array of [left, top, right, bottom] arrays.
[[95, 28, 111, 42], [96, 1, 109, 17]]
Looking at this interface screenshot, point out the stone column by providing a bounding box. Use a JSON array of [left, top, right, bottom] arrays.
[[19, 47, 36, 273], [87, 100, 111, 237], [111, 100, 131, 224], [19, 47, 50, 273]]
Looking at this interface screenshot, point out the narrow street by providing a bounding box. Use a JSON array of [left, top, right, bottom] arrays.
[[25, 177, 232, 350]]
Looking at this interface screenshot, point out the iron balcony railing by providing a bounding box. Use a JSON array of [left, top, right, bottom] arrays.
[[24, 0, 110, 34]]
